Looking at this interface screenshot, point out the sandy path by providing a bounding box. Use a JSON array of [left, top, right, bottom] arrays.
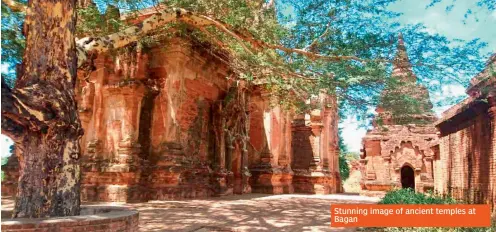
[[2, 194, 380, 232]]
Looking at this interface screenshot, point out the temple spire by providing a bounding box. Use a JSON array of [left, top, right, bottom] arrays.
[[392, 33, 416, 83], [373, 33, 437, 126]]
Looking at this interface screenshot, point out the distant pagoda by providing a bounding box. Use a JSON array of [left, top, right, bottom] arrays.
[[374, 33, 437, 126], [359, 34, 439, 193]]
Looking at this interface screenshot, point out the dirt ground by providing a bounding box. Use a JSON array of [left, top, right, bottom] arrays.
[[343, 170, 387, 199], [2, 193, 380, 232], [343, 170, 362, 193]]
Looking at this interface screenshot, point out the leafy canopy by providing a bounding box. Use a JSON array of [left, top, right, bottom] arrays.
[[1, 0, 492, 119]]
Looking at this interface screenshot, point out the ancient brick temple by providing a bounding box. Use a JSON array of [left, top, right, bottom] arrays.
[[2, 24, 341, 201], [433, 54, 495, 212], [360, 35, 439, 193]]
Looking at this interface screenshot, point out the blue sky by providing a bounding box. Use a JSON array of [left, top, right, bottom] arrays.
[[1, 0, 495, 157], [342, 0, 496, 153]]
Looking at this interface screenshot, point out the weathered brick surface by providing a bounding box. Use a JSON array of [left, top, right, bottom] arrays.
[[435, 98, 495, 211], [291, 92, 341, 194], [248, 89, 295, 194], [434, 55, 495, 213], [2, 35, 342, 201], [360, 125, 438, 192], [360, 38, 438, 193]]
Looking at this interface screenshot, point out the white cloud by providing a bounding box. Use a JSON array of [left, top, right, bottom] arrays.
[[0, 135, 14, 157], [341, 117, 368, 153], [441, 84, 466, 96], [0, 63, 10, 74]]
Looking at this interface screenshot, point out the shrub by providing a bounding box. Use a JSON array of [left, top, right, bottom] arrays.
[[358, 189, 496, 232], [360, 220, 496, 232], [379, 188, 457, 205], [339, 154, 350, 181]]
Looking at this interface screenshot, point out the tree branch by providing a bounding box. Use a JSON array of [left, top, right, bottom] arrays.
[[304, 22, 332, 52], [75, 7, 364, 68], [1, 77, 32, 141], [1, 76, 73, 141], [8, 4, 366, 73], [1, 0, 27, 12], [263, 0, 276, 10]]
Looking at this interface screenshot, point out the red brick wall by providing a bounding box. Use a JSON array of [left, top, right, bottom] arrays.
[[360, 125, 438, 192], [437, 110, 495, 209], [1, 38, 343, 201]]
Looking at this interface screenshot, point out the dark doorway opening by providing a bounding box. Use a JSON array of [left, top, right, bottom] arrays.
[[401, 165, 415, 190]]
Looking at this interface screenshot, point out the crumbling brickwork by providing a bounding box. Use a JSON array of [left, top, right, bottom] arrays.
[[1, 15, 342, 201], [360, 126, 438, 192], [291, 92, 341, 194], [360, 34, 438, 193], [434, 54, 496, 213]]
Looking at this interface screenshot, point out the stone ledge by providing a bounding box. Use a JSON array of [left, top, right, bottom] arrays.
[[1, 206, 139, 232]]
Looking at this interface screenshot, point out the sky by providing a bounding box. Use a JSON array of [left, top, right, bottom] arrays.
[[341, 0, 496, 153], [1, 0, 495, 157]]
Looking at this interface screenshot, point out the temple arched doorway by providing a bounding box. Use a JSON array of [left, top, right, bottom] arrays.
[[401, 165, 415, 190]]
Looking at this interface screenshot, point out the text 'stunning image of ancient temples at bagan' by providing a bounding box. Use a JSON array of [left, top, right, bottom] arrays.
[[1, 12, 342, 202], [360, 34, 496, 210]]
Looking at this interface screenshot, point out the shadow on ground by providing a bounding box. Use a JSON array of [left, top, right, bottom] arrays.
[[2, 194, 380, 232]]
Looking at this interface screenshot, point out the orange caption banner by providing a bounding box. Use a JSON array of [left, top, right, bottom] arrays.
[[330, 204, 491, 227]]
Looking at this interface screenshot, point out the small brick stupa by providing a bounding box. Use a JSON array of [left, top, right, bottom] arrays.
[[360, 34, 439, 193]]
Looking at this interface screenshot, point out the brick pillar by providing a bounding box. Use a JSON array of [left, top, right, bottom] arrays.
[[210, 101, 231, 196], [111, 83, 146, 170], [487, 96, 496, 214], [382, 156, 391, 183], [249, 90, 289, 194], [322, 92, 341, 192], [82, 82, 147, 202], [292, 92, 337, 194], [322, 109, 331, 170], [424, 156, 433, 180], [82, 56, 111, 149], [310, 109, 324, 171], [279, 110, 295, 193], [359, 157, 368, 189]]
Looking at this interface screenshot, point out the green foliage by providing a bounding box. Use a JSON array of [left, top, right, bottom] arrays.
[[339, 153, 350, 181], [0, 145, 11, 181], [370, 189, 496, 232], [359, 221, 496, 232], [1, 156, 8, 181], [1, 0, 26, 85], [77, 4, 117, 37], [1, 157, 7, 166], [379, 188, 457, 205], [282, 0, 490, 117], [428, 0, 496, 21], [338, 112, 350, 181], [377, 78, 436, 125], [1, 0, 493, 120]]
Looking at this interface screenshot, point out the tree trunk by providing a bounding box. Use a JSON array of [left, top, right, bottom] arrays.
[[1, 0, 82, 218], [0, 0, 363, 218]]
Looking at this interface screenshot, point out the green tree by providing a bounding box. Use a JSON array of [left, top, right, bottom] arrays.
[[337, 100, 350, 181], [428, 0, 495, 21], [1, 0, 492, 218], [1, 0, 25, 86], [338, 127, 350, 181]]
